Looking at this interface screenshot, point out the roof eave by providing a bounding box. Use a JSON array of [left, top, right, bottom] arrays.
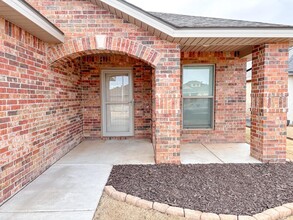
[[171, 28, 293, 38], [0, 0, 64, 43], [97, 0, 293, 39]]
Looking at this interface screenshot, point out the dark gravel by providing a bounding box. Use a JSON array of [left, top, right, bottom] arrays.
[[107, 163, 293, 215]]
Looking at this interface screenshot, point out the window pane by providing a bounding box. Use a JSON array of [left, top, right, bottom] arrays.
[[183, 98, 213, 129], [106, 104, 130, 132], [183, 66, 214, 96], [106, 74, 129, 102]]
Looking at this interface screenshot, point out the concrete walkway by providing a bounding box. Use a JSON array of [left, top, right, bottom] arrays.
[[0, 140, 258, 219], [0, 139, 155, 220]]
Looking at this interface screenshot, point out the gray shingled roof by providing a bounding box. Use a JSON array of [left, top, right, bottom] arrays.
[[149, 12, 292, 28]]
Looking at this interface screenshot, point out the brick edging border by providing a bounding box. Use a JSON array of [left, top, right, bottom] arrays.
[[104, 186, 293, 220]]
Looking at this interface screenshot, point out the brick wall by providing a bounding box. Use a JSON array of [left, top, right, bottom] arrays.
[[251, 43, 288, 162], [26, 0, 181, 163], [0, 19, 83, 204], [79, 54, 152, 139], [181, 52, 247, 143], [0, 0, 182, 204]]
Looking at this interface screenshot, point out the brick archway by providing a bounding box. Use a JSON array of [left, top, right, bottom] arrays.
[[47, 35, 182, 164], [47, 35, 162, 67]]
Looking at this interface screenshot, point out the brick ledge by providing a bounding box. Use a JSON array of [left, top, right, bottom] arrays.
[[104, 186, 293, 220]]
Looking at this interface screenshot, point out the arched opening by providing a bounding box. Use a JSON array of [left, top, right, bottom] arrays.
[[50, 51, 156, 161], [48, 35, 161, 141], [46, 36, 177, 163], [47, 35, 161, 68]]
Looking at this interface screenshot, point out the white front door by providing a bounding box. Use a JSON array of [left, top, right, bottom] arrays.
[[102, 69, 134, 137]]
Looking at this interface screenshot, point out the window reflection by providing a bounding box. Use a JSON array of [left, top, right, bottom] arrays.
[[182, 66, 214, 129], [106, 75, 129, 102], [183, 67, 213, 96]]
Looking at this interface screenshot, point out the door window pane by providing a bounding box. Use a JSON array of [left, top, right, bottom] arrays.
[[183, 66, 214, 96], [183, 98, 213, 129], [106, 75, 129, 102], [106, 104, 130, 132]]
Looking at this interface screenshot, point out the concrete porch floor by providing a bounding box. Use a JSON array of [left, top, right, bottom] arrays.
[[0, 140, 259, 220], [181, 143, 260, 164]]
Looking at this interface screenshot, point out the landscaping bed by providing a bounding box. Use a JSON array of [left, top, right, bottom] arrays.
[[107, 163, 293, 215]]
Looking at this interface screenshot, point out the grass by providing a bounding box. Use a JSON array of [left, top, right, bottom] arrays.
[[93, 193, 184, 220]]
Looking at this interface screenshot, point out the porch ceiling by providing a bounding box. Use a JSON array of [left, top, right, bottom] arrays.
[[172, 38, 288, 53], [91, 0, 293, 54]]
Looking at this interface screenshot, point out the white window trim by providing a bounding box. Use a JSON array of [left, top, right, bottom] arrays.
[[182, 64, 215, 130]]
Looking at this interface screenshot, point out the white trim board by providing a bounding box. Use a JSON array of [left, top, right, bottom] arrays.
[[0, 0, 64, 43]]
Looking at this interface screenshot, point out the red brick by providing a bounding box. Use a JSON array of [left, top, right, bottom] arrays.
[[250, 43, 288, 162]]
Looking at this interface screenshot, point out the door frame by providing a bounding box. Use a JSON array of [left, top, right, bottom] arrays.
[[101, 68, 134, 137]]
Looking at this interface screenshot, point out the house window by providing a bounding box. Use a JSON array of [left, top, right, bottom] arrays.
[[182, 65, 214, 129]]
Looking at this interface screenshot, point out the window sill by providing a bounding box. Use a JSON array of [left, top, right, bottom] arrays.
[[182, 128, 214, 131]]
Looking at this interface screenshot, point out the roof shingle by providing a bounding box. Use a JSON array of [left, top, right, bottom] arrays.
[[149, 12, 292, 28]]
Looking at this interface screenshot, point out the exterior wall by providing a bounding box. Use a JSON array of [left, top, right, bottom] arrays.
[[0, 19, 83, 204], [80, 54, 152, 139], [251, 43, 288, 162], [248, 77, 293, 124], [288, 76, 293, 124], [26, 0, 181, 163], [181, 52, 247, 143]]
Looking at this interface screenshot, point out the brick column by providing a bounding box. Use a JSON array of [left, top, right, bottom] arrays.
[[152, 50, 181, 164], [251, 43, 289, 162]]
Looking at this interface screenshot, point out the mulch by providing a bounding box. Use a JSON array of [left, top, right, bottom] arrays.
[[107, 163, 293, 215]]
